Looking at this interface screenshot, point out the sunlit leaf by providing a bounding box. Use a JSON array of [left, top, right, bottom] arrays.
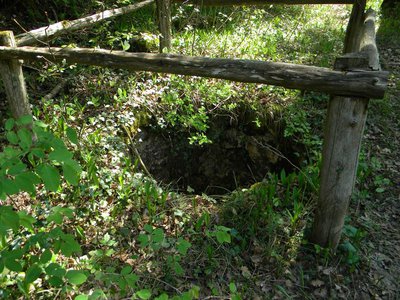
[[37, 164, 60, 192], [136, 289, 151, 300], [66, 127, 79, 144], [25, 264, 42, 284], [65, 270, 87, 285]]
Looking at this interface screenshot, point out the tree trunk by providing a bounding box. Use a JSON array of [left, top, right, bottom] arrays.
[[156, 0, 172, 52]]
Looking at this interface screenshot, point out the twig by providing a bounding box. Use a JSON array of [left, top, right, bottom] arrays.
[[250, 137, 318, 191], [121, 125, 152, 178], [13, 19, 49, 46], [6, 193, 21, 210]]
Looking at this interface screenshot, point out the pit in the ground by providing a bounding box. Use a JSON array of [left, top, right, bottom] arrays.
[[135, 109, 305, 194]]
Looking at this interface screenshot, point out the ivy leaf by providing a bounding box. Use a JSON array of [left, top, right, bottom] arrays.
[[65, 270, 87, 285], [66, 127, 79, 144], [6, 131, 19, 144], [2, 178, 20, 195], [45, 263, 66, 277], [17, 211, 36, 231], [48, 148, 73, 163], [17, 115, 33, 126], [48, 275, 64, 287], [62, 163, 80, 186], [124, 273, 139, 286], [37, 164, 60, 192], [152, 228, 164, 244], [143, 224, 153, 233], [0, 258, 4, 273], [215, 231, 231, 244], [14, 172, 40, 194], [120, 265, 132, 276], [50, 137, 68, 151], [229, 282, 237, 293], [5, 119, 15, 131], [0, 206, 20, 231], [176, 238, 191, 256], [47, 212, 63, 224], [137, 234, 149, 248], [136, 289, 152, 300], [5, 259, 22, 272], [25, 264, 42, 284], [40, 249, 53, 264], [173, 261, 184, 276], [8, 162, 27, 176], [17, 128, 33, 150], [30, 148, 46, 158], [60, 234, 81, 257], [89, 289, 107, 300], [3, 146, 20, 158], [47, 207, 74, 225], [75, 295, 89, 300]]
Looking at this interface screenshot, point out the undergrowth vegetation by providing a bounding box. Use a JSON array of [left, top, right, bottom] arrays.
[[0, 1, 390, 299]]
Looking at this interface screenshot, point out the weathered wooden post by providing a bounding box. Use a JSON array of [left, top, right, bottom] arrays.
[[310, 10, 381, 248], [156, 0, 172, 52], [0, 31, 32, 120], [343, 0, 366, 53]]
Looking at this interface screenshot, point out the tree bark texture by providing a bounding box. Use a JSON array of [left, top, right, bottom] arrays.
[[0, 46, 388, 99], [310, 10, 381, 249], [15, 0, 154, 46], [310, 93, 369, 248], [359, 9, 380, 70], [0, 31, 32, 120], [156, 0, 172, 52], [172, 0, 355, 5], [343, 0, 366, 53]]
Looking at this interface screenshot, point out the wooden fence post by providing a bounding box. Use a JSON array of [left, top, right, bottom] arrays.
[[310, 10, 380, 249], [156, 0, 172, 52], [0, 31, 32, 120], [343, 0, 366, 53]]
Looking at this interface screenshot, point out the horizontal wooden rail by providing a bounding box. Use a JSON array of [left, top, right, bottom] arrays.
[[15, 0, 154, 46], [0, 46, 387, 98], [172, 0, 355, 6]]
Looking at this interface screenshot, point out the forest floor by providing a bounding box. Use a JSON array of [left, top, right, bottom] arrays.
[[309, 31, 400, 300], [0, 4, 399, 299], [353, 39, 400, 298]]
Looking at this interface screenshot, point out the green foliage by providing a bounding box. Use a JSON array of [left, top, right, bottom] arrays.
[[379, 3, 400, 46], [0, 3, 371, 298], [207, 225, 232, 244], [339, 222, 366, 270], [0, 117, 81, 198], [0, 117, 83, 297]]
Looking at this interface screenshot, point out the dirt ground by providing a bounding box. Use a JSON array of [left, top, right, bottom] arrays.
[[352, 41, 400, 298]]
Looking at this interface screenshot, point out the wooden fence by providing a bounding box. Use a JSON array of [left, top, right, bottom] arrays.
[[0, 0, 388, 249]]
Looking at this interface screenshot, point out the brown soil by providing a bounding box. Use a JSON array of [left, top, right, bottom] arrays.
[[351, 42, 400, 299], [136, 113, 304, 194]]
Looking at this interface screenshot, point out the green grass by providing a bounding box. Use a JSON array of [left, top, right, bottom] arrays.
[[378, 4, 400, 46]]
